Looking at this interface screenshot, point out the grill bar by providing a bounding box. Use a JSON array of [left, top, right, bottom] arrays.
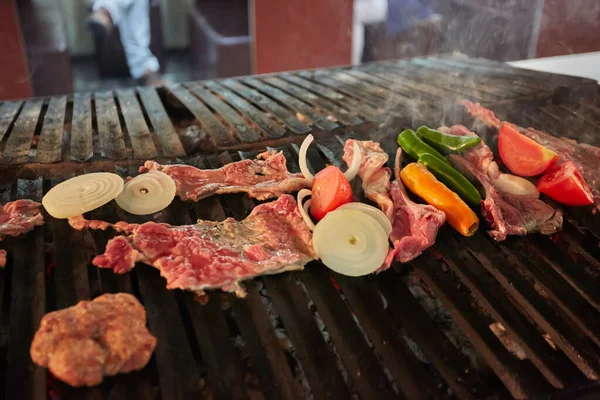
[[0, 101, 22, 142], [36, 96, 67, 163], [70, 93, 93, 162], [115, 89, 158, 160], [1, 100, 44, 164], [203, 81, 287, 139], [95, 91, 128, 160]]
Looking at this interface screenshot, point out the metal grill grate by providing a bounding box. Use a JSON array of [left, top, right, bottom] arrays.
[[0, 54, 599, 399]]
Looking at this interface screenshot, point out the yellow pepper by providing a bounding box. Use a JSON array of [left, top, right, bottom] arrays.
[[401, 163, 479, 237]]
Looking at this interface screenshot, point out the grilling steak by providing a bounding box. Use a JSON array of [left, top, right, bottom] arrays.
[[463, 100, 600, 209], [343, 142, 445, 269], [140, 150, 310, 202], [449, 152, 562, 241], [30, 293, 156, 387], [343, 139, 394, 221], [0, 199, 44, 267], [91, 195, 315, 297]]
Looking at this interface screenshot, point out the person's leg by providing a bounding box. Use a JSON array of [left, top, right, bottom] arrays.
[[117, 0, 160, 82], [352, 0, 388, 64]]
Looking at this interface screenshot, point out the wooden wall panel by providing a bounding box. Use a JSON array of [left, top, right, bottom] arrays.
[[251, 0, 353, 74]]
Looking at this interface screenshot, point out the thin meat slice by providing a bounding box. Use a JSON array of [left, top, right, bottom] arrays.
[[91, 195, 315, 297], [343, 139, 394, 220], [140, 150, 310, 202], [438, 124, 499, 180], [0, 199, 44, 267], [0, 199, 44, 237], [450, 155, 562, 241], [382, 179, 446, 269], [463, 100, 600, 208]]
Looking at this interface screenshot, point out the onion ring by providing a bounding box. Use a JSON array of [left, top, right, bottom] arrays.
[[115, 170, 176, 215]]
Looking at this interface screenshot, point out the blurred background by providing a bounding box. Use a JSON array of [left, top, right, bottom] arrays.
[[1, 0, 599, 100]]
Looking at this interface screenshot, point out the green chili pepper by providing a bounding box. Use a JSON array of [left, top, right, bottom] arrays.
[[415, 126, 481, 154], [418, 153, 482, 206], [397, 129, 450, 166]]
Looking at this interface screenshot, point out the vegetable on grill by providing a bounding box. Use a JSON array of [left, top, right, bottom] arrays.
[[400, 163, 479, 237], [536, 161, 594, 206], [498, 123, 558, 176], [312, 208, 389, 276], [115, 171, 176, 215], [415, 126, 481, 154], [311, 166, 354, 221], [42, 173, 124, 219], [397, 129, 450, 165], [418, 154, 482, 206]]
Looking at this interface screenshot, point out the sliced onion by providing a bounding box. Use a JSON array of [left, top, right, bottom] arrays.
[[42, 173, 124, 219], [115, 170, 176, 215], [299, 134, 315, 181], [344, 141, 361, 181], [297, 189, 315, 230], [313, 209, 389, 276], [337, 202, 392, 236], [492, 173, 539, 198]]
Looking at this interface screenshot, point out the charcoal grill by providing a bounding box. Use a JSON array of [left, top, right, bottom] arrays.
[[0, 54, 599, 399]]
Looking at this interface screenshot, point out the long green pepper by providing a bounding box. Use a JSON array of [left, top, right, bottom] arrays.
[[418, 154, 482, 206], [397, 129, 450, 166], [415, 126, 481, 154]]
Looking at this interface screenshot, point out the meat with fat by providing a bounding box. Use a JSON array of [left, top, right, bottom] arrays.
[[30, 293, 156, 387], [383, 178, 446, 269], [89, 195, 315, 297], [463, 100, 600, 209], [344, 142, 445, 269], [343, 139, 394, 220], [437, 124, 499, 180], [140, 150, 310, 202], [0, 199, 44, 267], [449, 154, 562, 241]]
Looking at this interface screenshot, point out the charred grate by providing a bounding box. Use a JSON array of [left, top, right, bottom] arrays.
[[0, 132, 599, 399], [0, 54, 598, 171]]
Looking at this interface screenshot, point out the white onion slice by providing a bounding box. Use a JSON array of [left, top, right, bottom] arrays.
[[492, 173, 539, 198], [337, 202, 392, 236], [313, 209, 389, 276], [299, 134, 315, 181], [42, 173, 124, 219], [344, 141, 361, 181], [297, 189, 316, 230], [115, 170, 176, 215]]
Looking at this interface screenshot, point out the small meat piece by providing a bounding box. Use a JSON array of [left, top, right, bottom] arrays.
[[0, 199, 44, 267], [30, 293, 156, 387], [438, 124, 499, 180], [343, 139, 394, 220], [382, 179, 446, 269], [91, 195, 315, 297], [141, 151, 310, 202], [463, 100, 600, 209], [450, 155, 562, 241], [0, 199, 44, 237]]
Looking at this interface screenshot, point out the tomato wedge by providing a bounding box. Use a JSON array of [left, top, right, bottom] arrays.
[[536, 161, 593, 206], [311, 166, 353, 221], [498, 123, 559, 176]]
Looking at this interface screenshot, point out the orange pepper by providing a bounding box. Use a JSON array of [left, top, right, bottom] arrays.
[[400, 163, 479, 237]]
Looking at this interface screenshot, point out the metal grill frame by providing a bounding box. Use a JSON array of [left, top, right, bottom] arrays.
[[0, 54, 599, 399]]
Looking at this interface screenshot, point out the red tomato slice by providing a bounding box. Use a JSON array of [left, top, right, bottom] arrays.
[[498, 123, 559, 176], [536, 161, 593, 206], [311, 166, 353, 220]]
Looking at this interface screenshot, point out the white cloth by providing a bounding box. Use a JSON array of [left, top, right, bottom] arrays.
[[93, 0, 159, 78], [352, 0, 388, 65]]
